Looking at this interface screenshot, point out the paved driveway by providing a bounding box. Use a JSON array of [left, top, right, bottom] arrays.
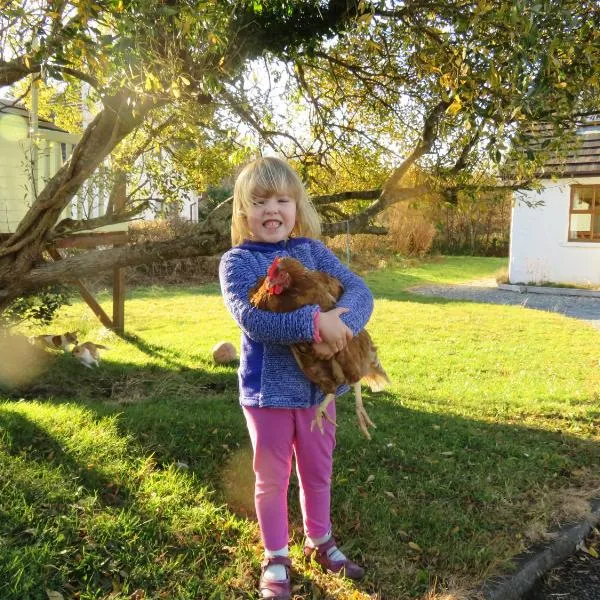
[[410, 282, 600, 330]]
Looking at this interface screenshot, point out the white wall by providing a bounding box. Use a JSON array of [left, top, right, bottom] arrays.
[[0, 111, 83, 233], [0, 113, 31, 232], [509, 176, 600, 285]]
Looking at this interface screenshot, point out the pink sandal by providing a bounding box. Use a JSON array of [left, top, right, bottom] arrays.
[[259, 556, 292, 599]]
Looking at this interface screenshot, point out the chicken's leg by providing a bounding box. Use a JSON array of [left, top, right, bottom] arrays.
[[353, 382, 376, 440], [311, 393, 337, 434]]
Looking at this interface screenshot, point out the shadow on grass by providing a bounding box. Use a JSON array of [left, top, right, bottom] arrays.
[[2, 347, 600, 599], [0, 407, 127, 499]]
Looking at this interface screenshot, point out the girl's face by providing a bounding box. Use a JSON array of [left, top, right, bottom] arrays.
[[247, 192, 297, 243]]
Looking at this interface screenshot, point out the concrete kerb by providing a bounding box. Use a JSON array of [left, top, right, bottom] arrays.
[[498, 283, 600, 298], [479, 499, 600, 600]]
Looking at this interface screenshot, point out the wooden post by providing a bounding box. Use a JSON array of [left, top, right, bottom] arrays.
[[75, 281, 114, 330], [112, 260, 125, 334], [110, 171, 127, 334], [47, 247, 114, 330]]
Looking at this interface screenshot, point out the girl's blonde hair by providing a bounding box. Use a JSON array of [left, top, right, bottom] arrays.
[[231, 156, 321, 245]]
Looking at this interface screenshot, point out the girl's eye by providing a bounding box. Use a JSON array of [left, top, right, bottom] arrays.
[[252, 200, 264, 206], [278, 198, 290, 203]]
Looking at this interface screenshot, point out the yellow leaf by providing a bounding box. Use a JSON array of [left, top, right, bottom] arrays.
[[367, 40, 382, 52], [445, 97, 462, 117], [408, 541, 422, 552], [383, 491, 395, 499], [439, 73, 453, 89], [366, 474, 375, 483], [358, 13, 373, 25]]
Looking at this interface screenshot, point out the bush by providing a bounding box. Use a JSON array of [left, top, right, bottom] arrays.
[[0, 285, 71, 332], [327, 202, 435, 265]]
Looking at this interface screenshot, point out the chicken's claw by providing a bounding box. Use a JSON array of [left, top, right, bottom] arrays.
[[353, 382, 376, 440], [356, 404, 376, 440], [310, 394, 337, 434]]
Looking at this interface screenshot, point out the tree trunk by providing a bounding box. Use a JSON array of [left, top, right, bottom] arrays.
[[0, 93, 159, 301]]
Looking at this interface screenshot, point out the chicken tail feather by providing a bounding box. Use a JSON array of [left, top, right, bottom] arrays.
[[362, 363, 390, 392]]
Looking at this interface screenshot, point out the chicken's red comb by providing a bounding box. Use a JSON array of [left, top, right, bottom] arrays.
[[267, 257, 281, 280]]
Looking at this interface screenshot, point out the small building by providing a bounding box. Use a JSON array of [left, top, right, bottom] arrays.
[[0, 98, 80, 232], [509, 117, 600, 286], [0, 98, 119, 235]]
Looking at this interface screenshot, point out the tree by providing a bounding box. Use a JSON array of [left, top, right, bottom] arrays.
[[1, 0, 599, 312]]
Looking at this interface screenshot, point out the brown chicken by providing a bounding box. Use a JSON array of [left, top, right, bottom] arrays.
[[249, 256, 389, 439]]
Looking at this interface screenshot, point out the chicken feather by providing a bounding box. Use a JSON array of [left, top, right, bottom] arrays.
[[249, 256, 389, 439]]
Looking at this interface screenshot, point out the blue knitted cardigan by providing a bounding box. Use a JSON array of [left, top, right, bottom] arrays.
[[218, 237, 374, 408]]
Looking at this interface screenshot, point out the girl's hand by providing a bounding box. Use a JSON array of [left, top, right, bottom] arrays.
[[312, 341, 335, 360], [319, 307, 353, 353]]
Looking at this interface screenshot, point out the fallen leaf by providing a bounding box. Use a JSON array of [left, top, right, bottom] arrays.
[[579, 543, 599, 558], [46, 591, 64, 600], [408, 541, 422, 552], [383, 491, 395, 499], [366, 474, 375, 483]]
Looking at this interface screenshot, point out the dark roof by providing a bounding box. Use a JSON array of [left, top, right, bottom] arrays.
[[0, 98, 71, 133], [526, 116, 600, 178]]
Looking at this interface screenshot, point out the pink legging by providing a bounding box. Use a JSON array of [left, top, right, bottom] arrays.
[[243, 401, 336, 552]]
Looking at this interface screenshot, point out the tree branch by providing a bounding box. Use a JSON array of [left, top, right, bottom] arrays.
[[312, 189, 381, 205], [50, 203, 149, 240]]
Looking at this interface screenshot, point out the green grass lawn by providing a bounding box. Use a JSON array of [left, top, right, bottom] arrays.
[[1, 255, 599, 599]]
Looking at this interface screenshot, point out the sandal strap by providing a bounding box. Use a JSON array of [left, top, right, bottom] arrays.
[[314, 536, 337, 556], [261, 555, 292, 569]]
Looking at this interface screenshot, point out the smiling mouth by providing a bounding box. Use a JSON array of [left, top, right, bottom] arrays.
[[263, 220, 282, 229]]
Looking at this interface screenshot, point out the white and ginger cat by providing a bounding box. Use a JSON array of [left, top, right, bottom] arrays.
[[72, 341, 109, 368], [31, 331, 78, 352]]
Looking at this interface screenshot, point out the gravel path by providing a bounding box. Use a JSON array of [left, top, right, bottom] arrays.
[[410, 282, 600, 330]]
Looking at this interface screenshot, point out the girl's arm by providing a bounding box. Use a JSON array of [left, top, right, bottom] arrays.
[[312, 240, 374, 335], [219, 249, 318, 345]]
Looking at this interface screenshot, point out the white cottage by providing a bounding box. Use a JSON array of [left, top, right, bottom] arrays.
[[0, 99, 82, 233], [509, 118, 600, 286], [0, 98, 119, 237]]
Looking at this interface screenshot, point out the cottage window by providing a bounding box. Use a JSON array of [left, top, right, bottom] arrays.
[[569, 185, 600, 242]]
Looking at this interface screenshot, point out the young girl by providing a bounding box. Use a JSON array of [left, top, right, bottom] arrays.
[[219, 157, 373, 599]]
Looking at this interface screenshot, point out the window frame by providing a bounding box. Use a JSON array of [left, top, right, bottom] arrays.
[[568, 185, 600, 242]]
